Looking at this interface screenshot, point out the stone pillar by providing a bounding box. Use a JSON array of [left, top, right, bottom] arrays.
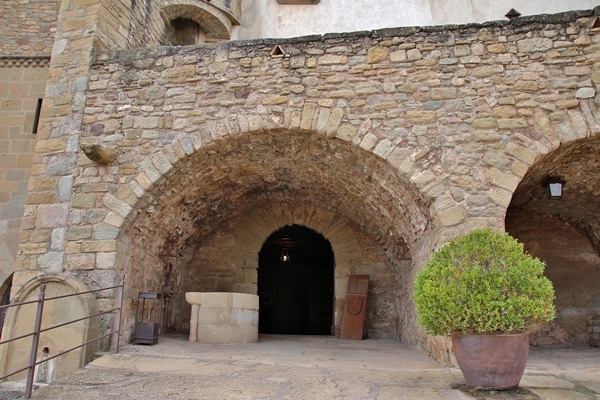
[[13, 0, 103, 288]]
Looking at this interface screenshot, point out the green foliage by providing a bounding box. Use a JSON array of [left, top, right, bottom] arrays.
[[414, 228, 555, 336]]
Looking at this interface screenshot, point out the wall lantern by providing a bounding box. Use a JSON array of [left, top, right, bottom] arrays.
[[546, 178, 565, 200], [280, 248, 291, 265]]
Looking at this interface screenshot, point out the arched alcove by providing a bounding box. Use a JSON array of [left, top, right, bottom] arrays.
[[170, 17, 206, 45], [161, 1, 240, 44], [116, 130, 433, 343], [507, 135, 600, 346]]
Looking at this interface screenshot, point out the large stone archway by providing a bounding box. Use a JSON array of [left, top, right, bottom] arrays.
[[116, 131, 433, 343]]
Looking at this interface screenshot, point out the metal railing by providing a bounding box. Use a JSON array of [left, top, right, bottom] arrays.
[[0, 275, 125, 399]]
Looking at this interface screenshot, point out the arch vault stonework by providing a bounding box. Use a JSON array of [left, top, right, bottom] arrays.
[[11, 8, 600, 363]]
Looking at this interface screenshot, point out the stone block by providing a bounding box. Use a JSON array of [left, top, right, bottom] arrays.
[[95, 252, 116, 269], [36, 204, 68, 229], [186, 292, 259, 344], [487, 43, 506, 53], [406, 49, 422, 61], [390, 50, 407, 62], [497, 118, 527, 130], [556, 99, 579, 110], [103, 193, 132, 218], [318, 55, 347, 65], [332, 122, 357, 142], [406, 110, 437, 124], [576, 88, 595, 99], [366, 46, 389, 64], [493, 105, 517, 118], [517, 38, 552, 53], [431, 87, 456, 100], [67, 253, 95, 271], [263, 96, 288, 105], [437, 206, 466, 227], [81, 239, 118, 253]]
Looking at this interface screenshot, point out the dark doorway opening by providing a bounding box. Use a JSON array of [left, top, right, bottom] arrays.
[[258, 224, 334, 335]]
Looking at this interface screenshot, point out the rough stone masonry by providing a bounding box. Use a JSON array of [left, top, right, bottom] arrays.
[[9, 6, 600, 373]]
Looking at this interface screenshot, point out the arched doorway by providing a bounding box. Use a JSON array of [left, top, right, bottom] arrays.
[[258, 224, 334, 335]]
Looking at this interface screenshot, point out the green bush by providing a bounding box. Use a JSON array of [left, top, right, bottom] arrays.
[[414, 228, 555, 336]]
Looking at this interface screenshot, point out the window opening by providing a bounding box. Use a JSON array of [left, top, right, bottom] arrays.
[[32, 98, 42, 134]]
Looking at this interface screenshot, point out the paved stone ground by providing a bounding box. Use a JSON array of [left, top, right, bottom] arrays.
[[1, 335, 599, 399]]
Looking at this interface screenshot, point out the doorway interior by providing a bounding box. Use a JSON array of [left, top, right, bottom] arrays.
[[258, 224, 334, 335]]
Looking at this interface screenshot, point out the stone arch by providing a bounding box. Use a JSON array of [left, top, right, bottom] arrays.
[[111, 127, 434, 343], [507, 133, 600, 346], [161, 0, 238, 43], [231, 203, 371, 335], [0, 275, 99, 382]]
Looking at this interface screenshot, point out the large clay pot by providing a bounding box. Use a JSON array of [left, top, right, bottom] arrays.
[[452, 333, 529, 390]]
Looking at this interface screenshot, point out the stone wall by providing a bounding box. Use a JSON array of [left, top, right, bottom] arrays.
[[0, 65, 48, 285], [0, 0, 59, 57], [41, 9, 595, 350], [95, 0, 162, 51], [8, 6, 600, 366]]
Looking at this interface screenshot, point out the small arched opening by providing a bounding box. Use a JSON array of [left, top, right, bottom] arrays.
[[170, 17, 206, 45], [258, 224, 334, 335]]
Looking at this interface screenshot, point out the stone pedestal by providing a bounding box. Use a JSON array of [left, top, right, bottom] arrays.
[[185, 292, 259, 344]]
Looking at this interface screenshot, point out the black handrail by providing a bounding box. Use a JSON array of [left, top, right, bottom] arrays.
[[0, 274, 125, 399]]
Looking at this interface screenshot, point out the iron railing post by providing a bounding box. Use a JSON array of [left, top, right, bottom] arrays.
[[25, 284, 46, 399], [112, 274, 125, 353]]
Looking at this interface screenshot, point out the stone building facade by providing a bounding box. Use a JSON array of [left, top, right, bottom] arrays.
[[1, 0, 600, 380]]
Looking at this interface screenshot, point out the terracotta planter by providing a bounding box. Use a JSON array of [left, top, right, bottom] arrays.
[[452, 332, 529, 390]]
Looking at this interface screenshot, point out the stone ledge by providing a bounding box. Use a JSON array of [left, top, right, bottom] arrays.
[[0, 56, 51, 68], [92, 8, 598, 65]]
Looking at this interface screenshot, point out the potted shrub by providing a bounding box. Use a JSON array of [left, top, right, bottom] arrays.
[[414, 228, 555, 390]]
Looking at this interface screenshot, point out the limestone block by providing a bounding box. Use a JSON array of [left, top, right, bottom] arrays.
[[366, 46, 389, 64], [565, 66, 592, 76], [487, 43, 506, 53], [185, 292, 259, 344], [318, 55, 347, 65], [390, 50, 407, 63], [556, 99, 579, 110], [517, 38, 552, 53], [95, 252, 116, 269], [336, 124, 358, 142], [497, 118, 527, 130], [263, 96, 288, 105], [67, 253, 95, 270], [406, 49, 422, 61], [80, 239, 117, 253], [406, 110, 436, 124], [431, 87, 456, 100], [576, 88, 596, 99], [36, 204, 68, 229], [102, 193, 132, 218], [437, 205, 466, 227]]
